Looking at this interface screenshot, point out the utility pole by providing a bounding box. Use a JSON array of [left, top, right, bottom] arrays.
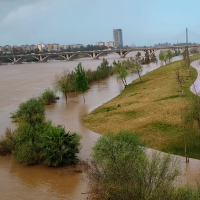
[[186, 28, 188, 45]]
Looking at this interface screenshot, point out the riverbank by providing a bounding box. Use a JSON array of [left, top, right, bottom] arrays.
[[84, 54, 200, 159], [0, 53, 193, 199]]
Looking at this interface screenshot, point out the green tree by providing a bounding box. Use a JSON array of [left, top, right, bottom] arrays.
[[126, 57, 143, 82], [11, 98, 45, 124], [183, 47, 191, 69], [54, 70, 76, 100], [114, 61, 128, 87], [40, 88, 56, 105], [42, 126, 80, 167], [75, 63, 88, 100], [167, 50, 173, 63], [84, 130, 185, 200], [144, 51, 150, 64], [159, 50, 168, 64], [181, 95, 200, 163], [136, 51, 141, 60], [150, 53, 157, 62]]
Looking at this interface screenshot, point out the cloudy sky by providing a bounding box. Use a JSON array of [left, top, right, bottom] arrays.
[[0, 0, 200, 46]]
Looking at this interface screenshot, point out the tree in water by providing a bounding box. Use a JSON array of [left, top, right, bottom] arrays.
[[150, 53, 157, 63], [159, 50, 168, 64], [159, 50, 174, 64], [144, 51, 150, 64], [75, 63, 88, 101], [136, 51, 141, 59], [166, 50, 173, 63], [53, 70, 76, 101]]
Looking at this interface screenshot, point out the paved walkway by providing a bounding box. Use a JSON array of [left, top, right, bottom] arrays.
[[190, 60, 200, 94]]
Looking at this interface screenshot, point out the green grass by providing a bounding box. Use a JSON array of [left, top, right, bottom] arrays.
[[92, 106, 117, 114], [124, 110, 137, 117], [129, 93, 138, 97], [84, 54, 200, 159], [157, 95, 181, 101]]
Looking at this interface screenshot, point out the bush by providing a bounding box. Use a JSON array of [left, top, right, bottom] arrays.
[[0, 128, 16, 155], [54, 70, 76, 99], [84, 130, 200, 200], [8, 120, 81, 166], [11, 98, 45, 124], [54, 59, 113, 100], [11, 122, 48, 165], [13, 141, 41, 165], [2, 97, 81, 167], [42, 125, 81, 167], [92, 130, 144, 164], [40, 88, 56, 105]]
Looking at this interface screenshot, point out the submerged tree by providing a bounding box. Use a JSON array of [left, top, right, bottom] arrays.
[[166, 50, 173, 63], [151, 53, 157, 63], [136, 51, 141, 60], [53, 70, 76, 100], [159, 50, 173, 64], [75, 63, 88, 100], [159, 50, 166, 64], [144, 51, 150, 64]]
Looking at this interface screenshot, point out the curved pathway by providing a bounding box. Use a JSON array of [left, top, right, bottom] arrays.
[[190, 60, 200, 94]]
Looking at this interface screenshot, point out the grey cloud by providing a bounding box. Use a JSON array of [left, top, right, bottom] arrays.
[[0, 0, 64, 45]]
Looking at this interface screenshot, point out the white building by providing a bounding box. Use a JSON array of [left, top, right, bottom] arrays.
[[96, 42, 105, 46], [38, 43, 47, 51], [106, 41, 114, 48]]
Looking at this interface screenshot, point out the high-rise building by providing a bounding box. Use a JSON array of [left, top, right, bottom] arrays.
[[113, 29, 123, 48]]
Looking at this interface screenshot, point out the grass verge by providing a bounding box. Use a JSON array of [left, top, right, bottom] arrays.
[[84, 54, 200, 159]]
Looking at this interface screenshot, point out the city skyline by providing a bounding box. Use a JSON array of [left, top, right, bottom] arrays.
[[1, 0, 200, 46]]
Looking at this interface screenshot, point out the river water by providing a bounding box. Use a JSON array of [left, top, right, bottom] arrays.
[[0, 52, 200, 200]]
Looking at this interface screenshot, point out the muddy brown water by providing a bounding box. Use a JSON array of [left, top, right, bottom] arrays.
[[0, 52, 200, 200]]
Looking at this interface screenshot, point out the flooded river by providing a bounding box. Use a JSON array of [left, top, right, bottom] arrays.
[[0, 52, 200, 200]]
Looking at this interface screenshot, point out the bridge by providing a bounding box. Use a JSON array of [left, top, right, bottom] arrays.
[[0, 45, 199, 64]]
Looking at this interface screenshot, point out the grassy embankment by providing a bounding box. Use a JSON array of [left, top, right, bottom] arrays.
[[84, 54, 200, 159]]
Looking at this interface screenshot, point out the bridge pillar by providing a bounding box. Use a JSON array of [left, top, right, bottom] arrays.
[[39, 56, 43, 62], [92, 52, 100, 59], [13, 57, 17, 64], [120, 51, 125, 58], [66, 53, 75, 61], [13, 57, 23, 64]]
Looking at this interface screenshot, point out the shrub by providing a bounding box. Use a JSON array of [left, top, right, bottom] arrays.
[[11, 122, 48, 165], [86, 69, 95, 83], [84, 130, 193, 200], [3, 97, 81, 167], [40, 88, 56, 105], [0, 128, 16, 155], [54, 70, 76, 99], [13, 141, 41, 165], [42, 125, 81, 167], [9, 120, 81, 167], [11, 98, 45, 124]]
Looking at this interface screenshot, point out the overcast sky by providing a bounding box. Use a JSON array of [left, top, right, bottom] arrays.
[[0, 0, 200, 46]]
